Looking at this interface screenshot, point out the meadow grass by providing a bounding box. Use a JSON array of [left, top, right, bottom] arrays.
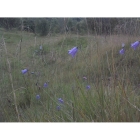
[[0, 28, 140, 122]]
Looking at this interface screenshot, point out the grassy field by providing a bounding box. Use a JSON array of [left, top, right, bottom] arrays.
[[0, 28, 140, 122]]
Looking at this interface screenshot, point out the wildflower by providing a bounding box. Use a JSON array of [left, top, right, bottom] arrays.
[[83, 76, 87, 80], [131, 41, 140, 50], [68, 47, 78, 57], [21, 69, 28, 74], [40, 45, 42, 50], [36, 94, 40, 100], [43, 82, 48, 88], [119, 48, 125, 55], [58, 98, 64, 104], [86, 85, 90, 90], [57, 106, 61, 111]]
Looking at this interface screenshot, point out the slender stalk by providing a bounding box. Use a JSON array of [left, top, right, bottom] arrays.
[[2, 37, 21, 122], [123, 97, 140, 112]]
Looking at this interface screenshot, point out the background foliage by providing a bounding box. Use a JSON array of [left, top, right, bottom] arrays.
[[0, 18, 140, 36]]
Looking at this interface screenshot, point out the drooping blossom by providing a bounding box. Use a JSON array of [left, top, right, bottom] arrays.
[[57, 106, 61, 111], [40, 45, 42, 50], [119, 48, 125, 55], [43, 82, 48, 88], [86, 85, 90, 90], [36, 94, 40, 100], [58, 98, 64, 104], [21, 69, 28, 74], [131, 41, 140, 50], [68, 47, 78, 57], [119, 43, 125, 55]]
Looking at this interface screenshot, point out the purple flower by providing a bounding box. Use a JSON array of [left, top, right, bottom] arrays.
[[86, 85, 90, 90], [21, 69, 28, 74], [43, 83, 48, 88], [57, 106, 61, 111], [131, 41, 140, 50], [58, 98, 64, 104], [36, 94, 40, 100], [119, 48, 125, 55], [68, 47, 78, 57]]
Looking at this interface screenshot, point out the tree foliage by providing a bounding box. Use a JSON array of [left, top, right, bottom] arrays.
[[0, 18, 140, 36], [35, 18, 49, 36], [0, 18, 20, 30]]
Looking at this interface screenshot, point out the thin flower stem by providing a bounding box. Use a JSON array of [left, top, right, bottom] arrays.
[[2, 37, 21, 122], [123, 97, 140, 112]]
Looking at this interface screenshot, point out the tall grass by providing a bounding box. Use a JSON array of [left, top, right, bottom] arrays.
[[0, 28, 140, 122]]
